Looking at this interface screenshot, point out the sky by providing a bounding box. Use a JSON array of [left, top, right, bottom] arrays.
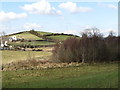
[[0, 0, 118, 36]]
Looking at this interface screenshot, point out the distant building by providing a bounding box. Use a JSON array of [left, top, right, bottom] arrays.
[[0, 35, 18, 49], [0, 40, 8, 47], [9, 35, 17, 41]]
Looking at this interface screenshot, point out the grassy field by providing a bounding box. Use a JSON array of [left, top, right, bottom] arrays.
[[47, 35, 76, 41], [36, 31, 52, 36], [15, 32, 43, 40], [2, 50, 52, 64], [2, 62, 118, 88], [8, 41, 55, 46]]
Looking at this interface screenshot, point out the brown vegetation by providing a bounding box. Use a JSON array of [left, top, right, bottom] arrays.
[[2, 59, 85, 71], [52, 28, 119, 63]]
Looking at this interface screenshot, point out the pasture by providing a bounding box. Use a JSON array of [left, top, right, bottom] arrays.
[[1, 48, 119, 88], [2, 62, 118, 88], [47, 35, 76, 41], [15, 32, 43, 40], [8, 41, 55, 46], [2, 50, 52, 64], [36, 31, 52, 36]]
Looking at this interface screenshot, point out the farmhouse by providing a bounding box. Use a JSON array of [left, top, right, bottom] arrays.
[[0, 35, 18, 49], [9, 35, 18, 41]]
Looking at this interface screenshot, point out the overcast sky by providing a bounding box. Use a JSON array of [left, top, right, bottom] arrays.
[[0, 0, 118, 36]]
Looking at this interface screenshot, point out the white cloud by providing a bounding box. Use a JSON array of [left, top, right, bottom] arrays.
[[21, 1, 62, 15], [23, 23, 43, 30], [0, 11, 27, 22], [98, 3, 117, 9], [62, 30, 79, 35], [58, 2, 92, 13], [106, 4, 117, 9], [47, 29, 79, 35], [100, 28, 118, 34], [0, 25, 22, 35]]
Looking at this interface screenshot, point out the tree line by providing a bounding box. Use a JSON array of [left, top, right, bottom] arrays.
[[52, 28, 119, 63]]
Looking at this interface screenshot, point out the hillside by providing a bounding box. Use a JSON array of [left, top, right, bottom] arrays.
[[8, 30, 79, 40], [5, 30, 79, 48]]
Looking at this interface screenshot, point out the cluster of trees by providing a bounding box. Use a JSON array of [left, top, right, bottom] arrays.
[[52, 28, 119, 63]]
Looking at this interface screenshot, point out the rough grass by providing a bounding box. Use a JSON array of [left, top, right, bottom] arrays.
[[2, 62, 118, 88], [2, 50, 52, 64]]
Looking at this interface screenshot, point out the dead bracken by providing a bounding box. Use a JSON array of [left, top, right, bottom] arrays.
[[2, 59, 85, 71]]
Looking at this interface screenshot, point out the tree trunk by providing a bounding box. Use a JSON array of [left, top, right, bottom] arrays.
[[82, 53, 85, 63]]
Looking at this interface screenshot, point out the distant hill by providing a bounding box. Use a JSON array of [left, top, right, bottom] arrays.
[[5, 30, 80, 48], [7, 30, 79, 41]]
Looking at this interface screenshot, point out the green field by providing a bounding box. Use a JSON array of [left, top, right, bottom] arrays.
[[8, 41, 55, 46], [36, 31, 52, 36], [2, 63, 118, 88], [2, 50, 52, 64], [15, 32, 43, 40], [47, 35, 76, 41]]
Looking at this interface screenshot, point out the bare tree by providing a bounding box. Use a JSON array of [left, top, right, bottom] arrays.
[[0, 31, 5, 36], [0, 31, 6, 47]]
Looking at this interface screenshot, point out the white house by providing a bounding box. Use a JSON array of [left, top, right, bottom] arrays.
[[0, 35, 19, 49], [9, 35, 17, 41], [0, 41, 8, 47]]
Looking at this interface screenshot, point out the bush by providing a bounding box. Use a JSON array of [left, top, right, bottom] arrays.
[[52, 37, 82, 63]]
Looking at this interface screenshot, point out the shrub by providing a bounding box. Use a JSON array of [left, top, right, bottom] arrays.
[[52, 37, 82, 63]]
